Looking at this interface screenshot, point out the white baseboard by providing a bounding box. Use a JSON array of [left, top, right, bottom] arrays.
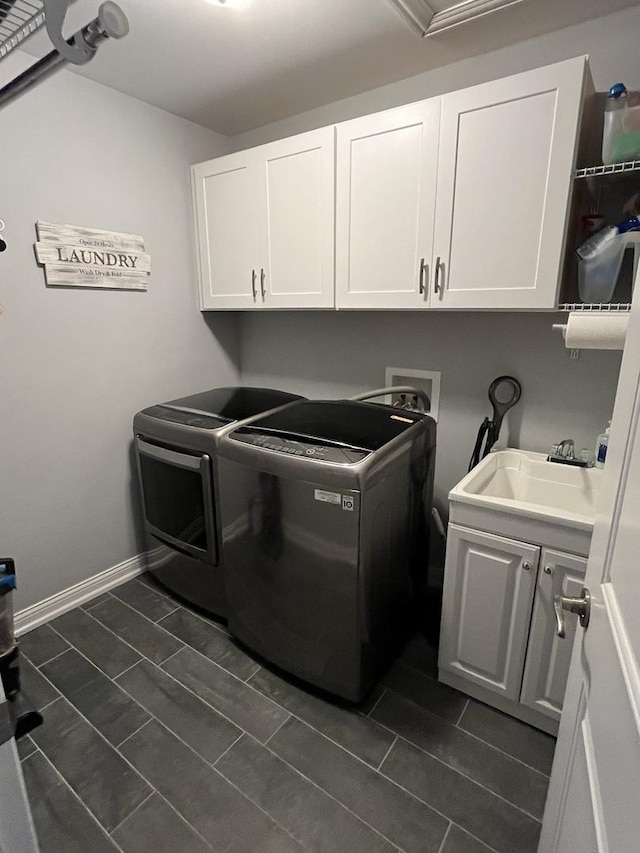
[[14, 552, 153, 637]]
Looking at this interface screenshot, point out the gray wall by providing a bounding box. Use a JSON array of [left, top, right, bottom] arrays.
[[233, 5, 640, 149], [239, 312, 621, 515], [0, 54, 238, 610], [234, 7, 637, 517]]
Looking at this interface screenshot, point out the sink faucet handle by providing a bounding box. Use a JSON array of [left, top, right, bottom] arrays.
[[557, 438, 575, 459]]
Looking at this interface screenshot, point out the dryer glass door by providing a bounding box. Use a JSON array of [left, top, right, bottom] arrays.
[[136, 437, 217, 565]]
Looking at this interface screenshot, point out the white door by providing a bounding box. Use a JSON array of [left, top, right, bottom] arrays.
[[432, 57, 586, 310], [192, 150, 261, 310], [335, 101, 440, 309], [439, 525, 539, 701], [520, 549, 587, 725], [257, 128, 335, 309], [539, 296, 640, 852]]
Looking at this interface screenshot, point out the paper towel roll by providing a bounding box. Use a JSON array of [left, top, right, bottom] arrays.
[[564, 312, 629, 351]]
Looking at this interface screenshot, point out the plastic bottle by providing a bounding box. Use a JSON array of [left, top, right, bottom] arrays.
[[595, 422, 611, 469], [603, 83, 628, 165], [576, 215, 640, 261]]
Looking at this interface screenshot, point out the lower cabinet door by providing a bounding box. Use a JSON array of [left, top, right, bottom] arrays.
[[520, 548, 587, 722], [439, 525, 540, 701]]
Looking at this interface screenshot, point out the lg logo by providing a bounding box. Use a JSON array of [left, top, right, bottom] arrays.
[[342, 496, 354, 512]]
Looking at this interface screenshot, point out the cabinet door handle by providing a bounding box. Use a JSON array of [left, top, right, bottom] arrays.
[[434, 256, 444, 294], [260, 268, 266, 300], [251, 269, 257, 301], [419, 258, 428, 295], [553, 587, 591, 638], [522, 561, 532, 572]]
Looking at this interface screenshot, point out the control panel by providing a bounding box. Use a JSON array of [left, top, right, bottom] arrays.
[[141, 406, 227, 430], [231, 431, 369, 464]]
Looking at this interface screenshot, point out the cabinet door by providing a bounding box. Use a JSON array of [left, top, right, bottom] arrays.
[[335, 101, 440, 309], [520, 549, 587, 722], [192, 150, 261, 310], [257, 128, 335, 309], [432, 57, 586, 310], [439, 525, 540, 701]]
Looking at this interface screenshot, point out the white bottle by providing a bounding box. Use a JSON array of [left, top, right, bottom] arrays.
[[595, 422, 611, 469]]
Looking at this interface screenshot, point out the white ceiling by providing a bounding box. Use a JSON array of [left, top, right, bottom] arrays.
[[18, 0, 640, 135]]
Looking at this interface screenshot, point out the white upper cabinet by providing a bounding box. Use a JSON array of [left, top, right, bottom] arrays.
[[193, 57, 588, 312], [192, 128, 335, 310], [431, 57, 587, 310], [335, 101, 440, 309], [258, 128, 335, 309], [192, 150, 261, 310]]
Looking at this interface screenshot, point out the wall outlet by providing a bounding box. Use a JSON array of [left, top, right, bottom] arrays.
[[385, 367, 441, 421]]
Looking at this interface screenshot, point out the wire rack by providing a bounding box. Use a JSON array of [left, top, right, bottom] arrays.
[[575, 161, 640, 179], [558, 303, 632, 312], [0, 0, 46, 59]]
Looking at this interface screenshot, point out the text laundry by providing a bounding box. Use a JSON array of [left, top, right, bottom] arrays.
[[55, 247, 139, 268]]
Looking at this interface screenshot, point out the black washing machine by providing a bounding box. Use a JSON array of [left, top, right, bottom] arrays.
[[133, 386, 304, 617], [218, 400, 436, 701]]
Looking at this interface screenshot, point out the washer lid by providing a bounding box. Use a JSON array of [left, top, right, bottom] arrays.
[[245, 400, 426, 451], [164, 386, 304, 422]]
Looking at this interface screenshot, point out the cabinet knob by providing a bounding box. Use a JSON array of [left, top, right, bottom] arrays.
[[522, 561, 532, 571], [544, 565, 553, 575]]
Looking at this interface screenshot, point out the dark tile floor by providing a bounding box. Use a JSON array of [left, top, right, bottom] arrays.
[[16, 575, 556, 853]]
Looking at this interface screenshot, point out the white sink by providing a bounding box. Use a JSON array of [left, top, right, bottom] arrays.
[[449, 450, 604, 556]]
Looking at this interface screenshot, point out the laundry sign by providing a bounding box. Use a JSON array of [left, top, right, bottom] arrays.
[[34, 221, 151, 290]]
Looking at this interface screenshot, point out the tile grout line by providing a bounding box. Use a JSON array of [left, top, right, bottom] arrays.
[[375, 686, 552, 780], [115, 718, 153, 751], [152, 790, 217, 852], [48, 616, 145, 681], [263, 713, 293, 746], [436, 822, 452, 853], [448, 821, 501, 853], [211, 731, 246, 768], [376, 734, 398, 772], [157, 604, 230, 639], [115, 656, 249, 744], [115, 713, 302, 852], [366, 686, 388, 718], [88, 595, 197, 649], [455, 698, 470, 727], [21, 645, 71, 671], [24, 745, 128, 853], [108, 789, 156, 837], [25, 654, 169, 837], [373, 725, 544, 824], [232, 732, 406, 853], [109, 585, 182, 624], [157, 644, 187, 667]]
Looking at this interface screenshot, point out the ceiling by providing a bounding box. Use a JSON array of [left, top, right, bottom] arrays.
[[18, 0, 640, 135]]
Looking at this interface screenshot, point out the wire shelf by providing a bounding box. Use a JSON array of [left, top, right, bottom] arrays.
[[558, 303, 632, 313], [575, 161, 640, 179], [0, 0, 45, 59]]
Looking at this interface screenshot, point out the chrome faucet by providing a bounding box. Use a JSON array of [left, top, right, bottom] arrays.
[[548, 438, 593, 467], [555, 439, 575, 460]]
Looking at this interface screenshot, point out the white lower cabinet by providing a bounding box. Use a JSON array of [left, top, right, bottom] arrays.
[[520, 549, 588, 723], [439, 525, 586, 734]]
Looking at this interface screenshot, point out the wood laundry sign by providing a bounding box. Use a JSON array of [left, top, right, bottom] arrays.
[[35, 221, 151, 290]]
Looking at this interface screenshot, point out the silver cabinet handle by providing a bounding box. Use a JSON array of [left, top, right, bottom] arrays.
[[419, 258, 428, 295], [260, 268, 266, 300], [553, 587, 591, 638], [522, 561, 532, 571], [434, 256, 444, 294], [251, 269, 257, 301]]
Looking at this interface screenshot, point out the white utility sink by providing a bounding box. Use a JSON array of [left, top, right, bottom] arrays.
[[449, 450, 604, 557]]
